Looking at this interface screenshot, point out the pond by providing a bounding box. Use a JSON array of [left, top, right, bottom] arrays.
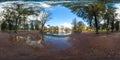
[[9, 33, 71, 51], [6, 0, 120, 51], [44, 35, 70, 51]]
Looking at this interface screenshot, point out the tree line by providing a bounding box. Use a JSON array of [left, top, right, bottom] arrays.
[[0, 3, 50, 32], [65, 2, 120, 34]]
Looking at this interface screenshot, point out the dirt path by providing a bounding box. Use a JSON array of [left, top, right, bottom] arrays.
[[67, 32, 120, 60], [0, 32, 120, 60]]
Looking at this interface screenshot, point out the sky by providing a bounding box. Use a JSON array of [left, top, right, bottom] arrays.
[[0, 1, 120, 29], [0, 1, 86, 29], [114, 4, 120, 20], [46, 5, 85, 28], [45, 3, 120, 28]]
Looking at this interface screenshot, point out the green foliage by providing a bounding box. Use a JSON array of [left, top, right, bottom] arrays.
[[67, 2, 106, 34], [102, 7, 118, 32], [65, 28, 71, 33], [1, 3, 38, 31], [48, 26, 59, 34], [115, 21, 119, 31], [1, 21, 7, 31], [72, 18, 85, 33], [65, 2, 120, 33], [30, 21, 34, 30]]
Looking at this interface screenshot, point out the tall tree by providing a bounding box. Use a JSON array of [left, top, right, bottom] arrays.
[[66, 2, 106, 34], [72, 18, 77, 33], [103, 7, 117, 32], [103, 8, 111, 33], [38, 10, 51, 40], [2, 3, 38, 32], [35, 20, 41, 30], [72, 18, 85, 33], [110, 7, 117, 32], [115, 21, 119, 31]]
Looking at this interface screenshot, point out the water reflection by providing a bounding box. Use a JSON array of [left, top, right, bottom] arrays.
[[9, 34, 70, 50], [26, 35, 43, 48], [44, 35, 70, 50]]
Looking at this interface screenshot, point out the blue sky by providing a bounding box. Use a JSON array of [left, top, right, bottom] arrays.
[[45, 3, 120, 28], [46, 5, 85, 28], [0, 1, 86, 28], [0, 1, 119, 28]]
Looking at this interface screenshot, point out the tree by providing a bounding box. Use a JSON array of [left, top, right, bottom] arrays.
[[48, 26, 59, 34], [34, 20, 41, 30], [38, 10, 51, 40], [66, 2, 106, 34], [103, 8, 111, 33], [72, 18, 85, 33], [2, 9, 15, 30], [103, 7, 117, 33], [109, 8, 117, 32], [1, 21, 7, 31], [30, 21, 34, 30], [2, 3, 38, 32], [72, 18, 77, 33], [24, 23, 29, 30], [115, 21, 119, 31], [65, 27, 71, 33]]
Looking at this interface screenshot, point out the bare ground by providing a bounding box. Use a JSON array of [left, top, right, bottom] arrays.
[[0, 31, 120, 60]]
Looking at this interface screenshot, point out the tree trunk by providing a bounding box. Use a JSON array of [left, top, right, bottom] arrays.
[[111, 20, 114, 32], [94, 15, 99, 34], [106, 18, 109, 33], [39, 25, 46, 46], [15, 15, 20, 33], [115, 21, 119, 31], [40, 25, 45, 40], [24, 20, 26, 30], [8, 21, 12, 30], [15, 20, 18, 33], [9, 23, 12, 30]]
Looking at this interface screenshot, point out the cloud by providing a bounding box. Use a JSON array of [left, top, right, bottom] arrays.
[[0, 1, 73, 9], [114, 4, 120, 20], [0, 7, 4, 12], [40, 2, 51, 8], [27, 15, 37, 21], [61, 22, 72, 29], [0, 1, 73, 12], [0, 1, 52, 10]]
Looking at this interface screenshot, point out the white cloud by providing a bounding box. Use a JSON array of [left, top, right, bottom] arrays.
[[40, 2, 51, 8], [0, 7, 4, 12], [27, 15, 37, 21], [61, 22, 72, 29], [0, 1, 52, 22], [0, 1, 52, 10], [0, 1, 73, 9], [114, 4, 120, 20]]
